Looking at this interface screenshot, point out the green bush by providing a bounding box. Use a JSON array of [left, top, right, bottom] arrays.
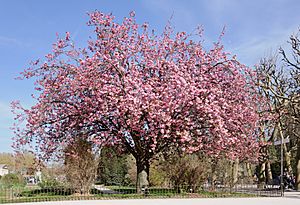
[[96, 147, 128, 186], [19, 187, 74, 197], [0, 173, 25, 188], [38, 178, 61, 188]]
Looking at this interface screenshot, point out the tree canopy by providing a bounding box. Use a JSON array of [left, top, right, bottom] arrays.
[[12, 11, 264, 191]]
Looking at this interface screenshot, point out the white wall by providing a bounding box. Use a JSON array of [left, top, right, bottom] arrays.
[[0, 168, 9, 176]]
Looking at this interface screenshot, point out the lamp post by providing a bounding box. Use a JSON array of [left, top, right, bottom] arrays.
[[274, 136, 289, 197]]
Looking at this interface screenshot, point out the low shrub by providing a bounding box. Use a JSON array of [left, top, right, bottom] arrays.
[[0, 173, 25, 188]]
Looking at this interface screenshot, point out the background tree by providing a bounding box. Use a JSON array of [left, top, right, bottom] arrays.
[[161, 152, 209, 193], [13, 11, 263, 193], [0, 152, 36, 174], [39, 162, 65, 188], [96, 147, 128, 185], [280, 30, 300, 190], [0, 153, 14, 171], [0, 173, 25, 188], [256, 29, 300, 190], [64, 137, 97, 194]]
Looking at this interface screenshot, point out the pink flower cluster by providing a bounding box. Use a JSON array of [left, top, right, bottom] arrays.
[[13, 11, 265, 161]]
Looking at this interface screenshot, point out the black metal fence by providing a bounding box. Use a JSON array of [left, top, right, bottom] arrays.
[[0, 183, 282, 204], [202, 183, 282, 197]]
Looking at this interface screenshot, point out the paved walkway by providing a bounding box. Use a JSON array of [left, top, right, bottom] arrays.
[[284, 191, 300, 199], [5, 196, 299, 205]]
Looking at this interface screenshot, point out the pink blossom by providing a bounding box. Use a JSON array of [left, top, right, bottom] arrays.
[[12, 11, 265, 164]]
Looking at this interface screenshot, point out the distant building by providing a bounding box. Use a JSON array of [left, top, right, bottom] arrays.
[[0, 164, 9, 176]]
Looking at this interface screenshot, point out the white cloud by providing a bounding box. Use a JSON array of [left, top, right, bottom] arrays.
[[140, 0, 299, 67], [229, 26, 298, 66]]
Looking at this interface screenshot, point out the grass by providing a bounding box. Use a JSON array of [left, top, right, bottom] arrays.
[[0, 186, 261, 204], [198, 190, 256, 198]]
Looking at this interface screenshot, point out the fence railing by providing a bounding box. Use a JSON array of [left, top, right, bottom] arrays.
[[0, 184, 282, 204]]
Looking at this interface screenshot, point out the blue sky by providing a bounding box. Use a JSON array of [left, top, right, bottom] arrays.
[[0, 0, 300, 153]]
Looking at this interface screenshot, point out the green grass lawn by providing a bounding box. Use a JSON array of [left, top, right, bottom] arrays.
[[0, 186, 257, 204]]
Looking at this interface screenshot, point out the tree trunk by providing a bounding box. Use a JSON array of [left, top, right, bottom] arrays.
[[136, 158, 150, 194], [245, 162, 253, 183], [266, 160, 273, 184], [231, 158, 239, 187], [278, 123, 293, 175], [283, 143, 293, 174], [210, 160, 217, 190], [258, 162, 266, 188]]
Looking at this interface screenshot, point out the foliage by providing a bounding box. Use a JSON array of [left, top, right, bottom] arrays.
[[38, 178, 61, 189], [19, 187, 73, 197], [0, 152, 36, 173], [0, 153, 14, 171], [256, 29, 300, 190], [13, 11, 264, 192], [40, 162, 66, 186], [64, 137, 97, 194], [162, 153, 209, 191], [0, 173, 25, 188], [149, 159, 168, 186], [96, 147, 128, 185]]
